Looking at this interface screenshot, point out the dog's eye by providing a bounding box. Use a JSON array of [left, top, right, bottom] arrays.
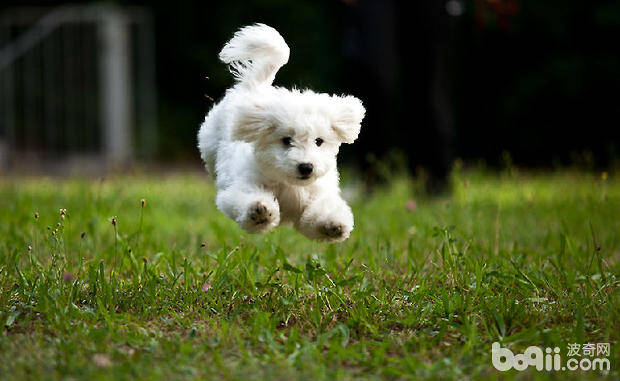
[[282, 137, 293, 147], [315, 138, 324, 147]]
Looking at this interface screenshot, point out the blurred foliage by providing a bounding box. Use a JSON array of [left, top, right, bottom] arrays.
[[457, 0, 620, 167], [1, 0, 618, 167]]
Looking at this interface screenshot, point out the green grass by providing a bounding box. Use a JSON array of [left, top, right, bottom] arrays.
[[0, 169, 618, 380]]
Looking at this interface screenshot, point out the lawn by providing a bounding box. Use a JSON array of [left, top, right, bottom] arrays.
[[0, 169, 618, 380]]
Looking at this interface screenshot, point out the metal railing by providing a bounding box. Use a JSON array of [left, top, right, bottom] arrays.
[[0, 5, 156, 172]]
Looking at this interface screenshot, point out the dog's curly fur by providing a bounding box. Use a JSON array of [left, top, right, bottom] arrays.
[[197, 24, 365, 242]]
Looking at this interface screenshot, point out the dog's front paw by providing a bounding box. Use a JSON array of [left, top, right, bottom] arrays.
[[240, 200, 280, 233], [297, 200, 354, 242], [320, 222, 344, 238], [318, 220, 352, 242], [249, 202, 272, 224]]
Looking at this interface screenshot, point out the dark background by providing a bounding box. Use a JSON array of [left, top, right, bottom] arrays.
[[3, 0, 619, 177]]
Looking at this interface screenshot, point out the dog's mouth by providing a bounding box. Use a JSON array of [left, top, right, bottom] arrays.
[[297, 174, 312, 180]]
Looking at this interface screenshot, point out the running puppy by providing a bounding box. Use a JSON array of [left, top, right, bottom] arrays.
[[198, 24, 365, 241]]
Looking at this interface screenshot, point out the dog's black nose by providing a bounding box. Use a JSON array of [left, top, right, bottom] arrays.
[[297, 163, 314, 177]]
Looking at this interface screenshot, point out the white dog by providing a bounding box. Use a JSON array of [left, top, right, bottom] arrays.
[[197, 24, 365, 242]]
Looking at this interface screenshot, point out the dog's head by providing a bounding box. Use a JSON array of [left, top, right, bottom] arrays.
[[232, 89, 365, 185]]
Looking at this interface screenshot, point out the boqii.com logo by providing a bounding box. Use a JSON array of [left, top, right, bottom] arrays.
[[492, 342, 611, 372]]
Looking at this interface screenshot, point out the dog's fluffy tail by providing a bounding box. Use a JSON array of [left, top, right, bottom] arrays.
[[219, 24, 289, 88]]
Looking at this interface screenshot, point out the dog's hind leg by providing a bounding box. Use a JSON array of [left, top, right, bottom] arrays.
[[216, 185, 280, 233]]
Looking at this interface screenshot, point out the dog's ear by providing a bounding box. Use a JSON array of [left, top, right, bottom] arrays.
[[329, 95, 365, 144], [232, 102, 276, 142]]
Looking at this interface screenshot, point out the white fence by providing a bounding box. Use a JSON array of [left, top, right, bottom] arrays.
[[0, 5, 156, 172]]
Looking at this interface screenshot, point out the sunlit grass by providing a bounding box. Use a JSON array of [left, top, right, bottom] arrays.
[[0, 170, 618, 380]]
